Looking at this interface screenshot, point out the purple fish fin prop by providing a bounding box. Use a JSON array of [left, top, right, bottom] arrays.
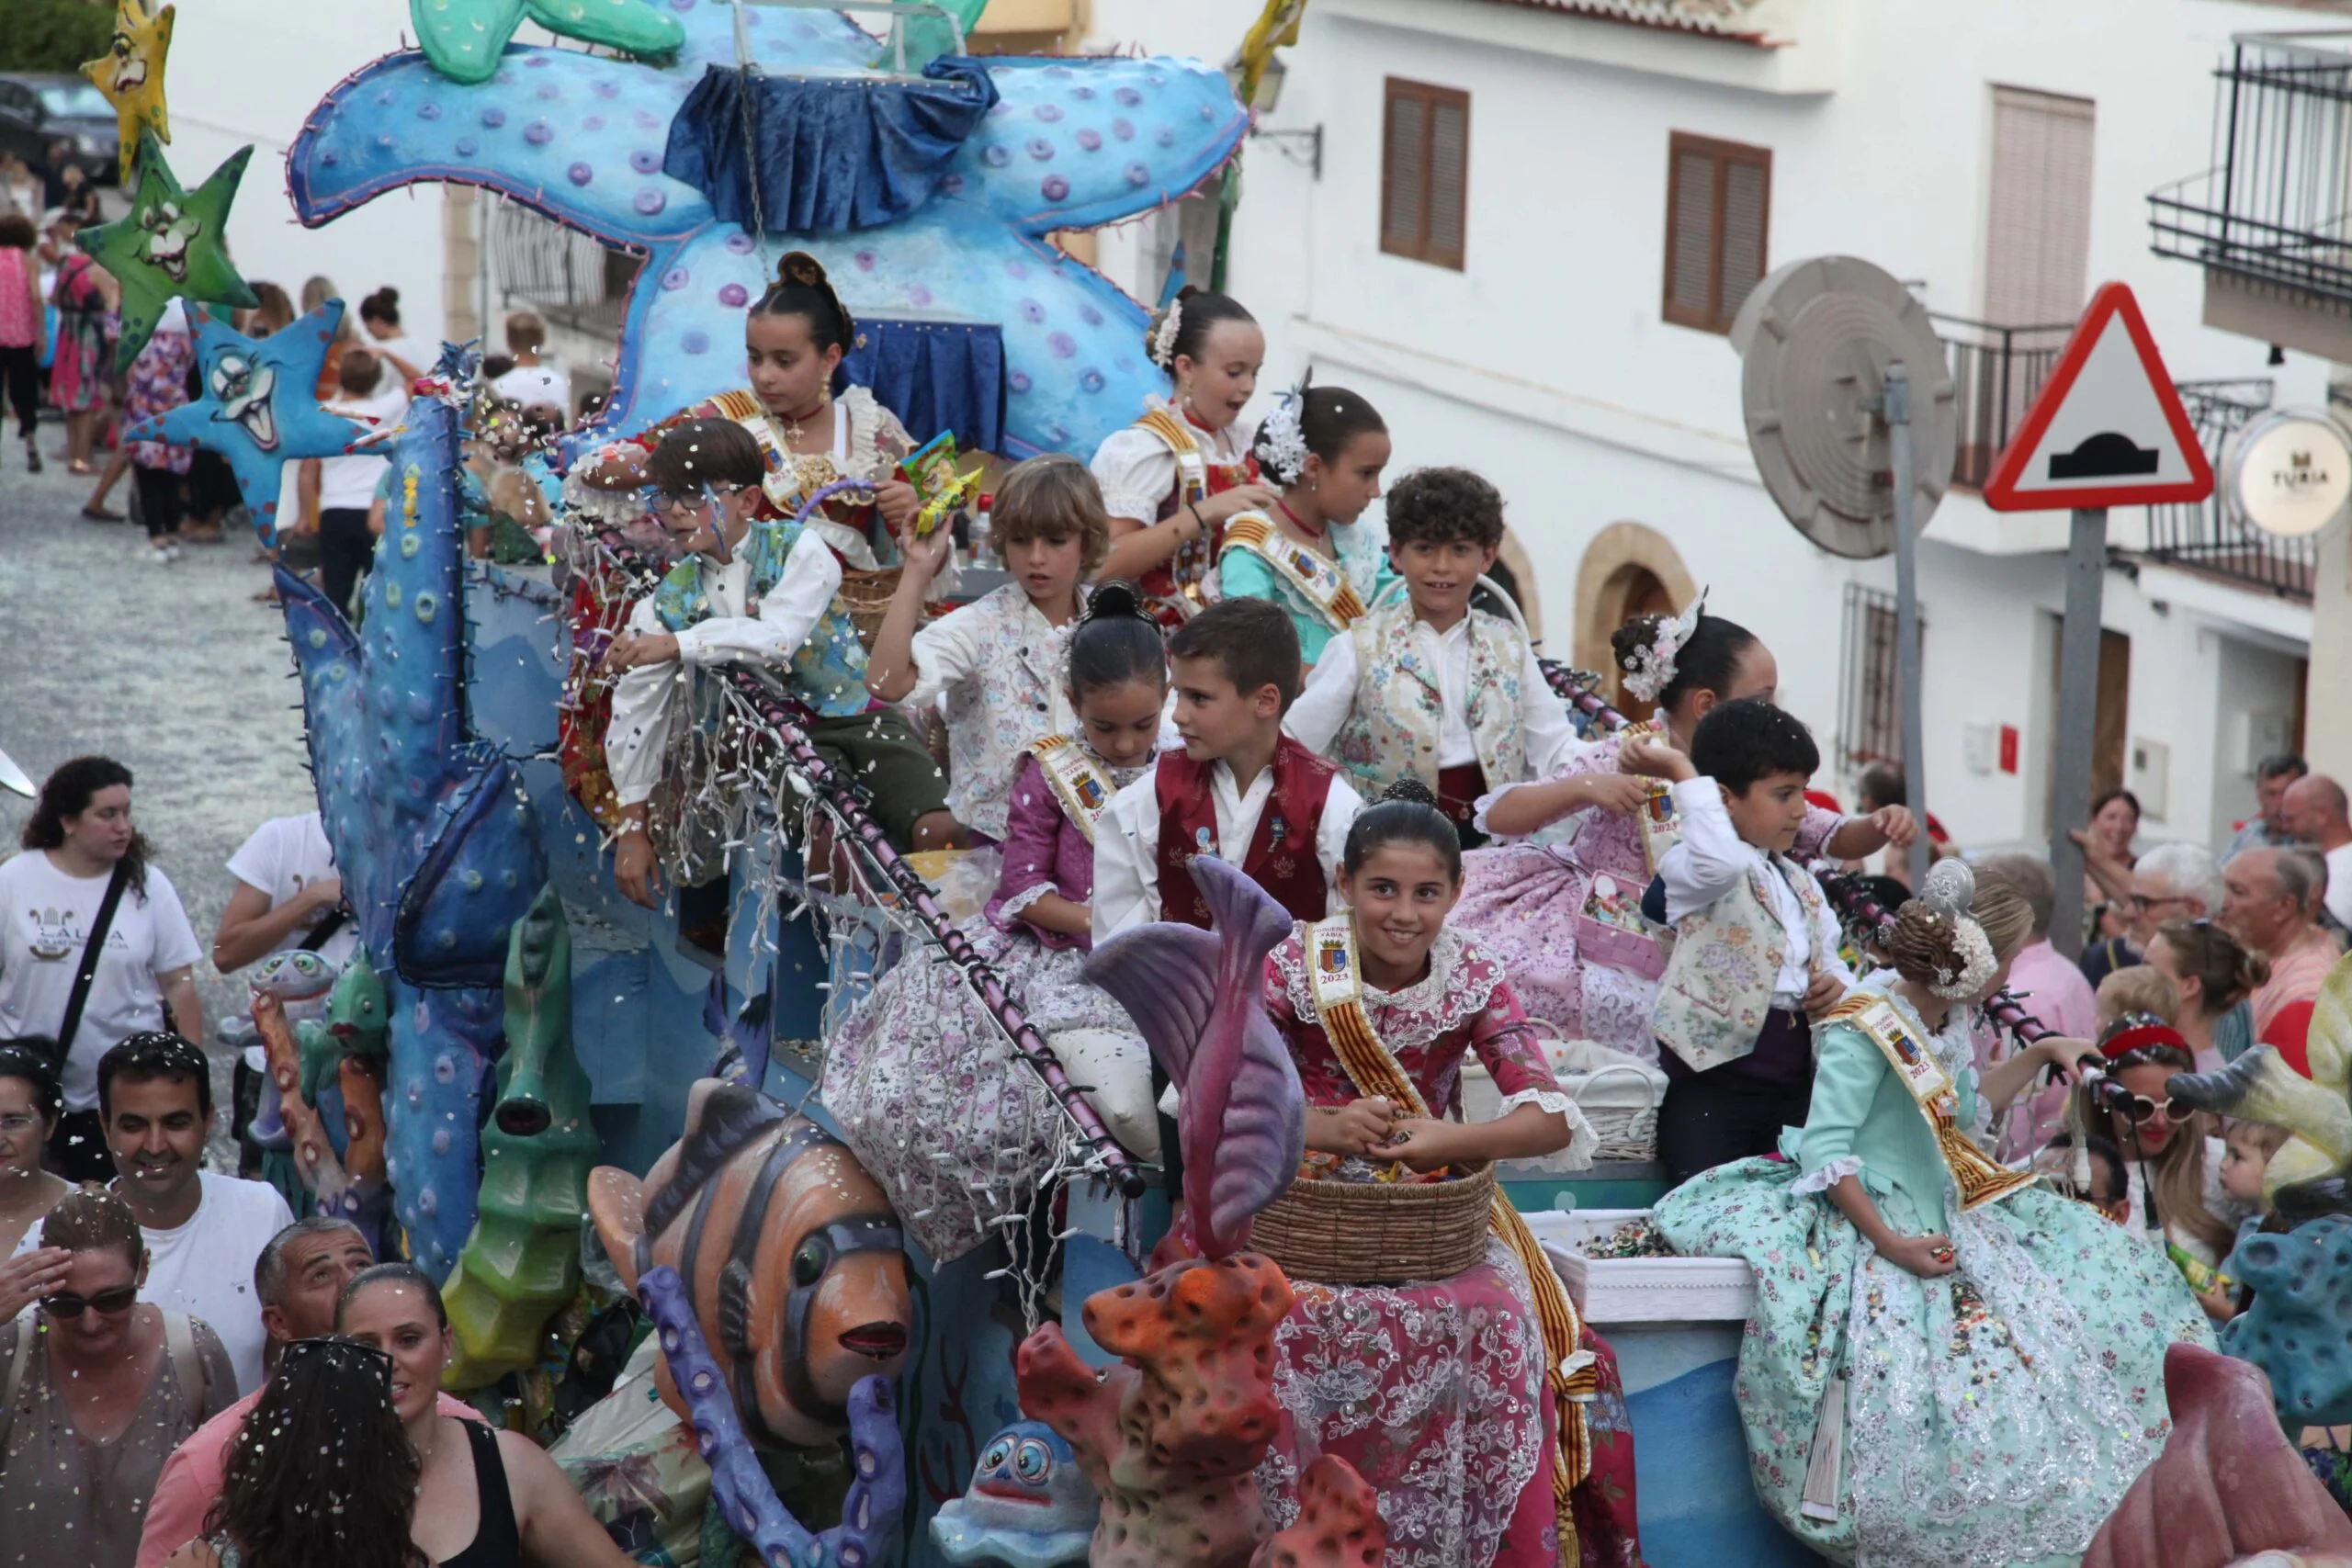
[[1082, 857, 1303, 1258]]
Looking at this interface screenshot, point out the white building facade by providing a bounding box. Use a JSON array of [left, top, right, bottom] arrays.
[[1085, 0, 2330, 856]]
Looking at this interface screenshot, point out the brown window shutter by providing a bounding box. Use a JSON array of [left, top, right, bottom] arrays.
[[1382, 79, 1469, 271], [1664, 132, 1772, 333]]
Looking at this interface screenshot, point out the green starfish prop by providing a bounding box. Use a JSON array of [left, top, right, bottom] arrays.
[[410, 0, 682, 86], [77, 130, 259, 373]]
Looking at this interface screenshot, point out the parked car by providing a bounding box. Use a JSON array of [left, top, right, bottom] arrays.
[[0, 75, 121, 186]]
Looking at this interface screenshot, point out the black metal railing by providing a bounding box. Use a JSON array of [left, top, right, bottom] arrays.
[[487, 203, 642, 336], [2142, 377, 2316, 600], [1930, 313, 2075, 490], [2149, 33, 2352, 308]]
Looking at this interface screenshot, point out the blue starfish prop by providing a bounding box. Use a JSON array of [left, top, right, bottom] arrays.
[[413, 0, 683, 86], [121, 299, 368, 546], [277, 382, 546, 1278], [285, 6, 1246, 458]]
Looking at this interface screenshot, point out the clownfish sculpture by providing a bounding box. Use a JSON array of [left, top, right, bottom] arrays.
[[587, 1078, 913, 1449]]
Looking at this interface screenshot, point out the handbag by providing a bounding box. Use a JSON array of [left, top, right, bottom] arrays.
[[51, 861, 133, 1074]]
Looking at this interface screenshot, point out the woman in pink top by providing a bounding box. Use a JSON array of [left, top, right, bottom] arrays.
[[0, 212, 41, 474]]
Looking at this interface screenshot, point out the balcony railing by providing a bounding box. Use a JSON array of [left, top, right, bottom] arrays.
[[487, 202, 642, 337], [1930, 313, 2075, 491], [2149, 33, 2352, 310], [2141, 378, 2315, 601]]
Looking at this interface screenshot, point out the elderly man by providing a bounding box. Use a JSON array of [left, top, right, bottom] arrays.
[[134, 1218, 482, 1568], [2222, 846, 2345, 1036], [2077, 841, 2226, 987], [2226, 752, 2310, 858], [2281, 773, 2351, 931]]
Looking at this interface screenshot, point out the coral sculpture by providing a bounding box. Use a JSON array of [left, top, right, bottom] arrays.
[[1249, 1458, 1388, 1568], [2225, 1215, 2352, 1428], [440, 885, 601, 1389], [277, 386, 546, 1277], [281, 6, 1247, 458], [2084, 1343, 2352, 1568], [1017, 1254, 1296, 1568]]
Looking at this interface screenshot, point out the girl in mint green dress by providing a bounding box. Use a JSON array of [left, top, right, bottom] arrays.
[[1656, 860, 2212, 1568], [1217, 384, 1395, 668]]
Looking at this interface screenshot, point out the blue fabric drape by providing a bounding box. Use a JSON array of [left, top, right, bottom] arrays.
[[665, 58, 998, 233], [842, 315, 1006, 457]]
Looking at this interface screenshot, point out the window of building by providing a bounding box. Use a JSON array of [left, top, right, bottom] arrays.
[[1837, 583, 1918, 775], [1662, 132, 1770, 334], [1382, 78, 1469, 271]]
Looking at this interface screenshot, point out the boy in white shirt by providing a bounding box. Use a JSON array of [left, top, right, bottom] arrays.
[[1635, 698, 1854, 1184], [300, 346, 410, 618]]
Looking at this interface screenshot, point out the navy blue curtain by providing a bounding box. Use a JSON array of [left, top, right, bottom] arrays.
[[843, 315, 1006, 457], [665, 58, 998, 233]]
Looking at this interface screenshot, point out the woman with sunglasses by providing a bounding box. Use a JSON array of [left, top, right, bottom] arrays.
[[162, 1337, 422, 1568], [2075, 1012, 2240, 1271], [0, 1185, 234, 1568], [0, 1040, 72, 1320], [334, 1263, 636, 1568]]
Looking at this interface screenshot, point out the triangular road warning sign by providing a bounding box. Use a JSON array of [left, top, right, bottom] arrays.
[[1982, 282, 2215, 512]]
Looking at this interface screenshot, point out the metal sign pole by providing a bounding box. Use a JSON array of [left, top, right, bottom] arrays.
[[2046, 506, 2109, 959], [1883, 364, 1931, 890]]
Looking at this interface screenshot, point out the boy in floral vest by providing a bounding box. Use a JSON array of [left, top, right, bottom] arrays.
[[1283, 467, 1577, 848], [601, 420, 955, 907], [1638, 698, 1854, 1184]]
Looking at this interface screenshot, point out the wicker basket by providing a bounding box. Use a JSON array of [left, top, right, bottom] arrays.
[[1575, 1063, 1663, 1165], [837, 566, 904, 646], [1251, 1165, 1497, 1286]]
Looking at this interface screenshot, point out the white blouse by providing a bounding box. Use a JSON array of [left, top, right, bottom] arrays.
[[900, 584, 1079, 840], [1088, 394, 1257, 525]]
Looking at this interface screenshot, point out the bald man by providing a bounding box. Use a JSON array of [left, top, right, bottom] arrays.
[[2222, 846, 2345, 1035], [2282, 773, 2352, 931]]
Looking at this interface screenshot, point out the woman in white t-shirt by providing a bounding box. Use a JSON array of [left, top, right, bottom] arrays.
[[299, 346, 410, 618], [0, 757, 203, 1181]]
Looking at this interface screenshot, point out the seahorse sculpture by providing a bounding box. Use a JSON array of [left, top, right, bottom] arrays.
[[440, 885, 600, 1390], [277, 383, 546, 1279]]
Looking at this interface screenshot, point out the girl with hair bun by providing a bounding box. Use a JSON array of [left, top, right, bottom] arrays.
[[1089, 287, 1279, 626], [1447, 595, 1918, 1062], [822, 581, 1170, 1262], [1656, 859, 2210, 1566], [1251, 777, 1641, 1568], [1217, 382, 1396, 671]]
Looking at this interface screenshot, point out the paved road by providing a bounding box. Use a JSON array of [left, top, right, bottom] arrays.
[[0, 431, 319, 1156]]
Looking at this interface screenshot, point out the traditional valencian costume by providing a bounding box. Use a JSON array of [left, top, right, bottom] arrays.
[[1214, 390, 1394, 665], [1090, 357, 1259, 626], [1654, 867, 2212, 1567], [1255, 915, 1645, 1568], [821, 734, 1150, 1263]]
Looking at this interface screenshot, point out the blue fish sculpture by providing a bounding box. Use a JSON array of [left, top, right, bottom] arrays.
[[277, 379, 545, 1279], [930, 1420, 1097, 1568]]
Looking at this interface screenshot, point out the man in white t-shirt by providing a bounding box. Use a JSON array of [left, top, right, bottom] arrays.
[[100, 1032, 294, 1395], [213, 811, 356, 973], [491, 310, 569, 418]]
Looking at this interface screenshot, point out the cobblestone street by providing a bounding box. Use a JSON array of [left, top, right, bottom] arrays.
[[0, 437, 320, 1148]]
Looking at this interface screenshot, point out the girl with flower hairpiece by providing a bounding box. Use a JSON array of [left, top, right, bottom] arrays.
[[1088, 288, 1279, 627], [1216, 382, 1396, 675], [1448, 598, 1917, 1063], [1654, 858, 2211, 1568]]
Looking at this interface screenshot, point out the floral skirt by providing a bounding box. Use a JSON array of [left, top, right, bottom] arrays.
[[820, 921, 1136, 1264], [1655, 1157, 2214, 1568], [1453, 845, 1660, 1062]]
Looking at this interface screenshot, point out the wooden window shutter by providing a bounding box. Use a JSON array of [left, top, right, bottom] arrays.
[[1382, 78, 1469, 271], [1984, 86, 2095, 327], [1663, 132, 1772, 333]]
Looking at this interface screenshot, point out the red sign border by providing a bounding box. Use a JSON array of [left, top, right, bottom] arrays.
[[1981, 281, 2217, 513]]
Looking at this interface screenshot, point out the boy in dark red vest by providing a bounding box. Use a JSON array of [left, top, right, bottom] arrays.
[[1093, 596, 1363, 942]]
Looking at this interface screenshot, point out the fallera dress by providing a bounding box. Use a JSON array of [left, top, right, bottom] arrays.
[[1653, 977, 2214, 1568]]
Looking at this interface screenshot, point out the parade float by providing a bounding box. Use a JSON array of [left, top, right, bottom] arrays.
[[85, 0, 2352, 1561]]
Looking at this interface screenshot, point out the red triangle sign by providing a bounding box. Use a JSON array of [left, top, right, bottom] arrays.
[[1981, 282, 2215, 512]]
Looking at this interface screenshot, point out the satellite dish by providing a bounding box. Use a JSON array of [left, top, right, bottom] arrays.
[[1730, 255, 1959, 559], [2220, 406, 2352, 540]]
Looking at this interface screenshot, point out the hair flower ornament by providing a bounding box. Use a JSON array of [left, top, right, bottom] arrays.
[[1149, 296, 1183, 371], [1622, 588, 1708, 705], [1258, 386, 1310, 487]]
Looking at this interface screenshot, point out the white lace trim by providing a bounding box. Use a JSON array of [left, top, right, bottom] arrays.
[[1271, 928, 1502, 1050], [1494, 1086, 1598, 1169], [1790, 1155, 1865, 1197], [992, 880, 1056, 925]]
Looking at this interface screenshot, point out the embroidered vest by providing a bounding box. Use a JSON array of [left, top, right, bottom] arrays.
[[650, 521, 873, 718], [1134, 405, 1256, 626], [1153, 739, 1336, 928], [705, 386, 884, 570], [1330, 601, 1529, 796], [1027, 735, 1118, 844], [1217, 512, 1367, 633], [1653, 855, 1830, 1073]]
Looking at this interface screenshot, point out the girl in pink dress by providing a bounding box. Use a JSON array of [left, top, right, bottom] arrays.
[[1255, 783, 1642, 1568], [1452, 601, 1916, 1060]]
